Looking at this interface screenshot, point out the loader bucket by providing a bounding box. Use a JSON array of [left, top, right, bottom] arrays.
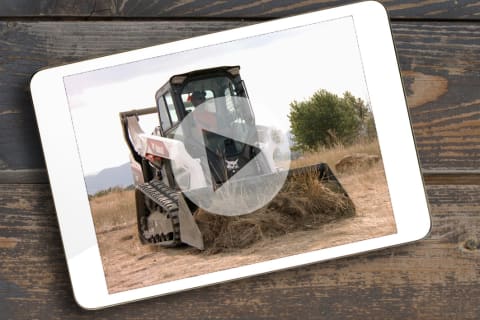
[[183, 162, 351, 219], [176, 162, 353, 251], [286, 163, 347, 195], [191, 162, 355, 252]]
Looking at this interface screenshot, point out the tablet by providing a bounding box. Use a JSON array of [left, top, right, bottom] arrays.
[[30, 1, 430, 309]]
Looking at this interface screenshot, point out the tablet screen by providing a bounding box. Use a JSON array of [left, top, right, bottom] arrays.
[[63, 16, 396, 294]]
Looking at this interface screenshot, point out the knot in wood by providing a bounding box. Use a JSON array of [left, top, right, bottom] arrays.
[[463, 239, 478, 251]]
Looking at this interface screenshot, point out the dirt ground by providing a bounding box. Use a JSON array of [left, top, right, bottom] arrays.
[[92, 162, 396, 294]]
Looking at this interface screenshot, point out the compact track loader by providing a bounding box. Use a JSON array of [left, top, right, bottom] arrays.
[[120, 66, 351, 250]]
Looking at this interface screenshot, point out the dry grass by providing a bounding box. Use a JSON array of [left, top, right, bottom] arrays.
[[90, 189, 136, 233], [291, 139, 381, 171], [338, 161, 395, 235]]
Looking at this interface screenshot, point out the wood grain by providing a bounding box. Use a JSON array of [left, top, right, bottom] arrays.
[[0, 21, 478, 184], [423, 170, 480, 185], [1, 1, 477, 318], [394, 22, 480, 172], [0, 0, 479, 19], [0, 183, 478, 318]]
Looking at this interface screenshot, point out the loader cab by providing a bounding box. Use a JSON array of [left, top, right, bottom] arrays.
[[154, 66, 254, 137]]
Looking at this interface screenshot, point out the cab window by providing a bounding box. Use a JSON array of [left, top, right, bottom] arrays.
[[157, 95, 171, 131], [164, 92, 178, 124], [181, 90, 214, 113]]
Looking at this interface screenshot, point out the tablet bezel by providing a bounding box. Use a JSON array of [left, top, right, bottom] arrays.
[[30, 1, 431, 309]]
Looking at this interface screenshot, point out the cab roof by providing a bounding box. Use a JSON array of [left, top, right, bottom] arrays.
[[169, 66, 240, 85]]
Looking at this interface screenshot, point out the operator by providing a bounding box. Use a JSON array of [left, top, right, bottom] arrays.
[[190, 90, 206, 107], [191, 90, 232, 131], [190, 90, 217, 129]]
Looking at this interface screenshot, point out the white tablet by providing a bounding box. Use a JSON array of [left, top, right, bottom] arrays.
[[30, 1, 430, 309]]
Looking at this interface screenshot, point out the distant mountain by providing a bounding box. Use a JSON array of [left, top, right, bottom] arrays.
[[84, 163, 134, 195]]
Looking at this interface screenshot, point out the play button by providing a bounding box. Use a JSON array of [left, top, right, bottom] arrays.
[[201, 128, 263, 190], [171, 96, 291, 216]]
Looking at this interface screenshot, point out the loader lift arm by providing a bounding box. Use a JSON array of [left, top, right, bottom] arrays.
[[120, 107, 157, 165], [120, 107, 205, 249]]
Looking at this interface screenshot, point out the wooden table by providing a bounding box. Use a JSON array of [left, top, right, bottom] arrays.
[[1, 1, 479, 318]]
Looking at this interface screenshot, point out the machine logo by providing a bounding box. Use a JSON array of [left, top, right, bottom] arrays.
[[225, 158, 239, 172]]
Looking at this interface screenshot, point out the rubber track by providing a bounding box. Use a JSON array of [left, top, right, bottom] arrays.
[[137, 180, 181, 247]]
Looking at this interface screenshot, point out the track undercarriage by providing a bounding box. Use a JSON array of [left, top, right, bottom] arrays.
[[135, 180, 181, 247]]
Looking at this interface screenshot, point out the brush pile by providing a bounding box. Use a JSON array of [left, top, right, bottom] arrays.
[[195, 172, 355, 253]]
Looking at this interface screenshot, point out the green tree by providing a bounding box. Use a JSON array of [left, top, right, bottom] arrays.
[[288, 90, 369, 151]]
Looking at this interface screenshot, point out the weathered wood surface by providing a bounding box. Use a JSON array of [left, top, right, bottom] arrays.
[[0, 184, 478, 319], [0, 21, 479, 184], [0, 1, 479, 318], [0, 0, 479, 19]]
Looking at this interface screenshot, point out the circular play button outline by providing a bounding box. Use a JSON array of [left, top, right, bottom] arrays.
[[171, 96, 291, 216]]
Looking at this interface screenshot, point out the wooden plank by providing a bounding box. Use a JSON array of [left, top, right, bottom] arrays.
[[393, 23, 480, 171], [0, 21, 479, 183], [0, 169, 49, 184], [0, 0, 480, 20], [423, 170, 480, 185], [0, 183, 478, 318]]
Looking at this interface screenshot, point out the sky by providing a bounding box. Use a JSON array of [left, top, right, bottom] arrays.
[[65, 16, 369, 176]]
